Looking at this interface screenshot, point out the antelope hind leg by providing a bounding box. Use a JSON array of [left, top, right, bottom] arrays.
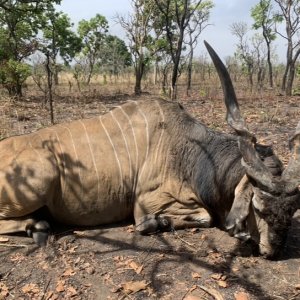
[[0, 217, 50, 246], [0, 148, 59, 245]]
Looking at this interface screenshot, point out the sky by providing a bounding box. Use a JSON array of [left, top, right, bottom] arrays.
[[58, 0, 287, 62]]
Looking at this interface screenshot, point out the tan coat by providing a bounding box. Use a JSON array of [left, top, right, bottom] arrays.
[[0, 99, 210, 232]]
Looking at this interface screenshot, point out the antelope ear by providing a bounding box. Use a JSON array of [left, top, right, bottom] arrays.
[[225, 175, 253, 235], [238, 138, 276, 192]]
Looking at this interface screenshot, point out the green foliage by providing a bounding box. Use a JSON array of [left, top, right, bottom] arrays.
[[41, 10, 82, 64], [0, 59, 31, 92], [0, 0, 61, 95], [101, 35, 132, 73], [78, 14, 109, 56], [77, 14, 109, 83], [251, 0, 277, 42], [0, 0, 61, 60]]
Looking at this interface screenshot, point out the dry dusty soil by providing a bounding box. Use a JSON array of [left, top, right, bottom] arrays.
[[0, 89, 300, 300]]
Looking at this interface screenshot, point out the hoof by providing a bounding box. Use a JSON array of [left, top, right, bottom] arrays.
[[26, 220, 50, 246], [135, 214, 158, 234], [157, 216, 170, 230], [135, 215, 171, 234]]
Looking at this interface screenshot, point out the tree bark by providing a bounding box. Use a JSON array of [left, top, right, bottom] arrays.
[[45, 53, 54, 124], [134, 58, 144, 95], [266, 41, 273, 88], [186, 44, 194, 96]]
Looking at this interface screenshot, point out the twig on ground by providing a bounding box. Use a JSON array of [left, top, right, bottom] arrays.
[[197, 285, 224, 300], [40, 278, 51, 300], [181, 285, 197, 300], [0, 243, 28, 248], [172, 229, 197, 251], [289, 291, 300, 300]]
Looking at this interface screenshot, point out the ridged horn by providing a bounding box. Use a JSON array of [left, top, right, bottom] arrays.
[[204, 40, 256, 143]]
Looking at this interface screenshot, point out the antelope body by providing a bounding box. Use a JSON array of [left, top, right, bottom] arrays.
[[0, 42, 299, 258]]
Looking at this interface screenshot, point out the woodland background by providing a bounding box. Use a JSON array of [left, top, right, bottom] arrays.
[[1, 1, 300, 300]]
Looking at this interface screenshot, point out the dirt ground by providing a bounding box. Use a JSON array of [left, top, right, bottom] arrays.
[[0, 84, 300, 300]]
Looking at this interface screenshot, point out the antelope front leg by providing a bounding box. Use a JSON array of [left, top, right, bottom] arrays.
[[134, 193, 212, 234]]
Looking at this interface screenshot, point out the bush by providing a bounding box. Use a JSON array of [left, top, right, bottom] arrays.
[[0, 59, 31, 96]]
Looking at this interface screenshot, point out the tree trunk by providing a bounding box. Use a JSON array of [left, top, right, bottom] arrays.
[[86, 57, 94, 85], [54, 67, 59, 85], [247, 63, 253, 91], [281, 64, 289, 92], [285, 63, 295, 96], [282, 37, 293, 93], [45, 53, 54, 124], [134, 59, 144, 95], [266, 43, 273, 88], [186, 44, 193, 96], [285, 48, 300, 96], [153, 59, 158, 85], [170, 30, 184, 100]]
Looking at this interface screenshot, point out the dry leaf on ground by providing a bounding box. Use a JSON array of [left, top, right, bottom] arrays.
[[66, 286, 78, 297], [217, 280, 228, 288], [121, 280, 149, 294], [183, 295, 203, 300], [234, 291, 250, 300], [0, 283, 9, 298], [128, 260, 143, 274], [191, 272, 201, 279], [211, 273, 222, 280], [21, 283, 40, 295], [73, 230, 87, 237], [0, 237, 9, 242], [62, 268, 76, 277], [56, 280, 66, 293], [198, 285, 224, 300], [10, 253, 26, 262]]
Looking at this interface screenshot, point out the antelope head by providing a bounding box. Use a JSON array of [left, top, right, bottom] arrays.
[[205, 41, 300, 258]]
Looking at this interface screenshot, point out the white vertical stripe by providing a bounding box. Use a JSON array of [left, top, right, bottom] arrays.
[[110, 110, 132, 182], [154, 100, 165, 163], [46, 128, 67, 197], [79, 120, 100, 202], [99, 116, 123, 189], [118, 106, 139, 196], [27, 136, 44, 166], [135, 103, 149, 181], [162, 144, 172, 185], [58, 124, 84, 199], [146, 100, 166, 178]]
